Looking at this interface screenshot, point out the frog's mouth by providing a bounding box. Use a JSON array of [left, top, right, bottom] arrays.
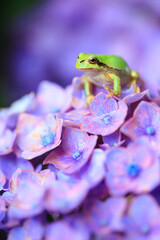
[[77, 68, 100, 72]]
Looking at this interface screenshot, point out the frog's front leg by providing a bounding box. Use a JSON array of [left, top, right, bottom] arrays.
[[83, 76, 94, 105], [105, 73, 121, 97]]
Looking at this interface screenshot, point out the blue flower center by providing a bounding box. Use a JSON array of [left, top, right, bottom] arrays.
[[145, 126, 155, 135], [100, 219, 108, 226], [72, 151, 82, 160], [127, 163, 141, 178], [103, 115, 111, 124], [41, 129, 56, 146], [141, 225, 150, 235]]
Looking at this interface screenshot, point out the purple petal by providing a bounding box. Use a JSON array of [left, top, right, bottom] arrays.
[[123, 90, 149, 105], [72, 77, 86, 109], [79, 149, 106, 188], [0, 170, 6, 190], [0, 129, 16, 156], [90, 93, 118, 117], [0, 154, 33, 180], [59, 108, 90, 128], [8, 227, 27, 240], [35, 80, 72, 114], [16, 113, 63, 159], [23, 218, 44, 240], [81, 100, 127, 136], [44, 179, 89, 214], [83, 198, 126, 234], [45, 220, 87, 240], [44, 127, 97, 174], [126, 195, 160, 235]]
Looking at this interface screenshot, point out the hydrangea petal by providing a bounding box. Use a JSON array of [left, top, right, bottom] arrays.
[[44, 127, 97, 174], [58, 108, 89, 128], [45, 220, 87, 240], [8, 227, 28, 240], [0, 154, 33, 180], [83, 198, 126, 234], [16, 113, 63, 159], [121, 101, 160, 141], [44, 179, 89, 214], [0, 129, 16, 156], [90, 92, 118, 117], [123, 90, 149, 104], [81, 99, 127, 136], [35, 80, 72, 114]]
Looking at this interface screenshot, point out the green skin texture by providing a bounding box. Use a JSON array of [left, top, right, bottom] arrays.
[[76, 53, 139, 101]]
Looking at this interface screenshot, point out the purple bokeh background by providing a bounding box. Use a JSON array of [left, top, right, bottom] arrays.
[[4, 0, 160, 102]]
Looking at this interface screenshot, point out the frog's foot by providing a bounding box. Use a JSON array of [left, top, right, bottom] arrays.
[[105, 86, 119, 98], [86, 95, 94, 105]]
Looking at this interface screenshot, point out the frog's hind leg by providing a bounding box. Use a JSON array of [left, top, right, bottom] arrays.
[[83, 76, 94, 105], [130, 69, 140, 93], [131, 79, 140, 93]]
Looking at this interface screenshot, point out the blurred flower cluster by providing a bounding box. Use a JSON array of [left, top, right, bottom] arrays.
[[1, 74, 160, 240], [6, 0, 160, 102]]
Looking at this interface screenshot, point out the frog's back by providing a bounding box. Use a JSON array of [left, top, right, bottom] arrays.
[[95, 54, 129, 71]]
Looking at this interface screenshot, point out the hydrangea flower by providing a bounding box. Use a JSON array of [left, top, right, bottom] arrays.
[[121, 101, 160, 142], [8, 217, 44, 240], [34, 80, 72, 114], [124, 194, 160, 239], [56, 149, 106, 191], [0, 129, 15, 156], [0, 196, 6, 226], [0, 119, 16, 156], [15, 113, 63, 159], [44, 220, 89, 240], [58, 108, 90, 128], [8, 169, 55, 219], [43, 127, 97, 174], [0, 170, 6, 191], [0, 92, 35, 119], [44, 178, 89, 214], [82, 198, 126, 235], [0, 154, 33, 181], [81, 92, 128, 136], [105, 138, 160, 196], [101, 130, 125, 150]]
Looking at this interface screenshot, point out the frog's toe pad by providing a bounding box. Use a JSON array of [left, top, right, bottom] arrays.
[[106, 93, 114, 98]]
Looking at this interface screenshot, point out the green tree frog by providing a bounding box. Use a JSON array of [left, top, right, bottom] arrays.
[[76, 53, 140, 104]]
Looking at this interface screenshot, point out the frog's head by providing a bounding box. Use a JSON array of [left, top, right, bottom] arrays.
[[76, 53, 104, 71]]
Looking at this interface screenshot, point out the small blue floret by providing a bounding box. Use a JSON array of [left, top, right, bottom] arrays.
[[41, 129, 56, 146], [146, 126, 155, 135], [72, 151, 82, 160], [103, 115, 111, 124], [127, 163, 141, 178]]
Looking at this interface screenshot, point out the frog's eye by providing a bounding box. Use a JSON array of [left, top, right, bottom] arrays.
[[88, 57, 98, 64]]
